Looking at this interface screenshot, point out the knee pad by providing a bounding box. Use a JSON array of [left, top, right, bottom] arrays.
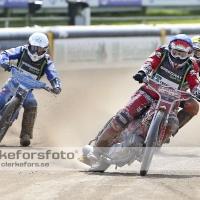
[[23, 98, 37, 109], [115, 112, 130, 128]]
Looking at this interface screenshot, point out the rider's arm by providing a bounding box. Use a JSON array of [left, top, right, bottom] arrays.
[[138, 47, 164, 75], [186, 61, 200, 95], [44, 59, 62, 93], [0, 46, 24, 64], [133, 47, 165, 84]]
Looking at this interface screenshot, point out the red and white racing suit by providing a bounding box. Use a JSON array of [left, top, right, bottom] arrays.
[[95, 46, 200, 148]]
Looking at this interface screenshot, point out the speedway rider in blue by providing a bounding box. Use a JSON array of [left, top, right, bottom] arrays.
[[0, 32, 61, 146]]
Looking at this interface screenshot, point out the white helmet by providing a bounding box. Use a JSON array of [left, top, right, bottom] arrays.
[[27, 32, 49, 62]]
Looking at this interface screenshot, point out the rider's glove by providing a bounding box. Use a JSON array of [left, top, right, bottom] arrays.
[[133, 71, 146, 83], [51, 87, 61, 94], [50, 78, 61, 94], [1, 62, 11, 72]]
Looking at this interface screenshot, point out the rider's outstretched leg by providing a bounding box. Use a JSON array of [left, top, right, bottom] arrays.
[[96, 115, 129, 148], [88, 114, 130, 162], [88, 90, 151, 161]]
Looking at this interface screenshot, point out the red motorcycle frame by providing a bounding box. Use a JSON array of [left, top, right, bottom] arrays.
[[79, 77, 200, 176], [139, 77, 198, 175]]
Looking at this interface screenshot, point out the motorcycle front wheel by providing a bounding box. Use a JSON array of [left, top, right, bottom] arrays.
[[140, 110, 165, 176], [0, 97, 20, 142]]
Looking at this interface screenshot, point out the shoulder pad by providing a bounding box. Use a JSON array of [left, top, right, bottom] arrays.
[[189, 57, 198, 64], [45, 54, 51, 60], [23, 45, 28, 50], [188, 57, 199, 71], [159, 44, 168, 52]]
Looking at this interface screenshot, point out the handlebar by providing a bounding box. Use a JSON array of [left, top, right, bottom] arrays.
[[10, 65, 17, 70], [141, 76, 200, 102], [6, 65, 19, 72], [9, 65, 57, 97], [43, 86, 57, 97]]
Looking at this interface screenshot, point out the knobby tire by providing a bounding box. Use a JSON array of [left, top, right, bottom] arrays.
[[140, 110, 165, 176], [0, 97, 20, 142]]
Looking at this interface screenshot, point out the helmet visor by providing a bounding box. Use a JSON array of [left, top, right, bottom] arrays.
[[29, 45, 46, 55], [171, 49, 190, 60]]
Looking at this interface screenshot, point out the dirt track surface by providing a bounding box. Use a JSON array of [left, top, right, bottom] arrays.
[[0, 67, 200, 200]]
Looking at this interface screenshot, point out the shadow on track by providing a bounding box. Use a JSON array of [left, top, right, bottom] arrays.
[[81, 171, 200, 179]]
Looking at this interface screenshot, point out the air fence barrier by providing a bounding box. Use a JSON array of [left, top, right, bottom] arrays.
[[0, 24, 200, 70]]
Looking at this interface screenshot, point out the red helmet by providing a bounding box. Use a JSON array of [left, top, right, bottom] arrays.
[[168, 34, 193, 70]]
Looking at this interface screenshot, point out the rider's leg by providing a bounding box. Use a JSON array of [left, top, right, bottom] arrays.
[[95, 90, 151, 148], [162, 113, 179, 144], [20, 92, 37, 146], [88, 115, 128, 162], [89, 90, 152, 161], [178, 97, 199, 129], [174, 97, 199, 136]]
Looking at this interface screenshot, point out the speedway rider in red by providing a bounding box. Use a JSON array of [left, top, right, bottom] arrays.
[[0, 32, 61, 146], [88, 34, 200, 162]]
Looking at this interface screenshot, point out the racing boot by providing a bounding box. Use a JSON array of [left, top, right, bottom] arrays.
[[162, 114, 179, 144], [20, 107, 37, 146]]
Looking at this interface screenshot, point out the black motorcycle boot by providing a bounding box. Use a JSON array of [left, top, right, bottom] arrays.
[[20, 107, 37, 146], [172, 110, 194, 137]]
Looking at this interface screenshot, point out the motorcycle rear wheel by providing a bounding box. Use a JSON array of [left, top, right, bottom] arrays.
[[140, 110, 165, 176], [0, 97, 20, 142]]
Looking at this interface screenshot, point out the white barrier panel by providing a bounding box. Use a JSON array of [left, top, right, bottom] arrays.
[[53, 36, 161, 70]]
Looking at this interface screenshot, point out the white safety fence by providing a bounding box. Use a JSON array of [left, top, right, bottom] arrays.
[[0, 25, 199, 70]]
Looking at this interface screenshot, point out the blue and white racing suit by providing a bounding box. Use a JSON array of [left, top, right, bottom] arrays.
[[0, 45, 61, 110]]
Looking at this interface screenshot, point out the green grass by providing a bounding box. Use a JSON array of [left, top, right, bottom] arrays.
[[90, 9, 200, 25], [91, 9, 200, 17], [1, 9, 200, 28], [146, 19, 200, 25], [91, 19, 200, 26], [6, 20, 68, 28], [146, 9, 193, 16]]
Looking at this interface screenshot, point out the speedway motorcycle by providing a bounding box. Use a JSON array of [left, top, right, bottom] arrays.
[[79, 77, 200, 176], [0, 66, 56, 143]]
